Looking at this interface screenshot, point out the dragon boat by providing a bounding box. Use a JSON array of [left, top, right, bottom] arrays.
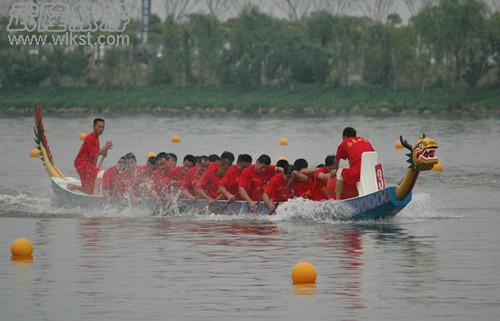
[[33, 104, 439, 220]]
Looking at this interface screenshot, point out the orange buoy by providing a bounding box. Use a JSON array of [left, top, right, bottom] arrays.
[[394, 139, 403, 150], [171, 134, 181, 144], [30, 149, 40, 158], [79, 132, 88, 141], [432, 161, 443, 172], [10, 238, 33, 258], [279, 137, 288, 146], [291, 262, 317, 284], [146, 151, 157, 160]]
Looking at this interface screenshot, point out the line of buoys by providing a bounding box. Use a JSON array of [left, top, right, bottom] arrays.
[[432, 161, 443, 172], [291, 262, 317, 284], [146, 151, 157, 160], [279, 137, 288, 146], [394, 139, 404, 150]]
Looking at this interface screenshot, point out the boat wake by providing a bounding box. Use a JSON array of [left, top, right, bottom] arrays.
[[0, 192, 458, 223]]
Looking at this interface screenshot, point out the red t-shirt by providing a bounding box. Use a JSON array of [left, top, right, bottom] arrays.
[[264, 173, 293, 202], [239, 165, 276, 201], [309, 167, 329, 201], [335, 136, 374, 185], [154, 169, 171, 197], [167, 166, 190, 190], [133, 165, 156, 198], [291, 175, 313, 199], [183, 166, 206, 194], [196, 167, 224, 199], [74, 133, 100, 194], [222, 165, 245, 199], [102, 166, 118, 192]]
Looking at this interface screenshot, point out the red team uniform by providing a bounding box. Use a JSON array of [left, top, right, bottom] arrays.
[[167, 166, 190, 190], [133, 165, 156, 199], [336, 136, 374, 186], [264, 173, 293, 202], [221, 165, 245, 200], [196, 164, 224, 199], [183, 166, 206, 197], [74, 133, 100, 194], [309, 167, 330, 201], [239, 165, 276, 201]]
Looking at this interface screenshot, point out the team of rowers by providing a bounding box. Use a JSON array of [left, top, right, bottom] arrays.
[[71, 118, 375, 212]]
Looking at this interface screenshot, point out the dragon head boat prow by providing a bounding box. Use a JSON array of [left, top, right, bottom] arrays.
[[396, 134, 439, 200]]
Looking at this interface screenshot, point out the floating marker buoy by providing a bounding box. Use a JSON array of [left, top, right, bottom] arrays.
[[80, 132, 88, 141], [11, 238, 33, 258], [30, 149, 40, 158], [171, 134, 181, 144], [291, 262, 317, 284], [432, 161, 443, 172], [279, 137, 288, 146], [394, 140, 403, 150], [278, 156, 288, 161], [146, 151, 157, 160]]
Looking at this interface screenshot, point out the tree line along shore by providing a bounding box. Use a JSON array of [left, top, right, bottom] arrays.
[[0, 85, 499, 116]]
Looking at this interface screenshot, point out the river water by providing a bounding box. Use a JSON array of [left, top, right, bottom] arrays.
[[1, 114, 499, 321]]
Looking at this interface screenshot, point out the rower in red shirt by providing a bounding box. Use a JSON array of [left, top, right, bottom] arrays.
[[167, 154, 196, 193], [132, 156, 159, 205], [102, 157, 126, 203], [309, 155, 336, 201], [262, 164, 294, 212], [182, 156, 210, 200], [333, 127, 374, 200], [154, 152, 172, 200], [239, 154, 277, 212], [195, 152, 234, 204], [290, 158, 313, 199], [72, 118, 112, 194], [220, 154, 252, 201]]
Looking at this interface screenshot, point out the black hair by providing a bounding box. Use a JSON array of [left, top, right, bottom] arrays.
[[284, 164, 294, 177], [167, 153, 177, 161], [123, 153, 136, 161], [220, 151, 235, 163], [156, 152, 168, 160], [293, 158, 308, 171], [257, 154, 271, 165], [325, 155, 335, 166], [316, 164, 325, 168], [237, 154, 252, 163], [93, 118, 105, 126], [184, 154, 197, 165], [276, 159, 289, 169], [342, 127, 357, 138], [209, 154, 220, 162], [147, 156, 158, 166], [199, 155, 209, 162]]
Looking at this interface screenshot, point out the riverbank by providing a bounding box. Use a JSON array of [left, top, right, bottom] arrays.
[[1, 85, 499, 116]]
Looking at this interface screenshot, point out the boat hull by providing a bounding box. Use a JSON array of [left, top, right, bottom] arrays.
[[50, 177, 410, 220]]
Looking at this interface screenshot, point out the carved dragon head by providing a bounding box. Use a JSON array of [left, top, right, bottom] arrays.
[[400, 134, 439, 171]]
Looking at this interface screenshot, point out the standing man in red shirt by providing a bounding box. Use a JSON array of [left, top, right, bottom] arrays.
[[73, 118, 113, 194], [239, 154, 277, 212], [333, 127, 374, 200]]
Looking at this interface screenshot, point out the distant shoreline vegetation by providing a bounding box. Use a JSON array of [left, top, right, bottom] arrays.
[[0, 85, 498, 116]]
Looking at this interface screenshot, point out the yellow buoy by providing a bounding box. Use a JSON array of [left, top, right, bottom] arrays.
[[278, 156, 288, 161], [30, 148, 40, 158], [146, 151, 157, 160], [291, 262, 317, 284], [279, 137, 288, 146], [10, 238, 33, 258], [171, 134, 181, 144], [79, 132, 88, 141], [432, 161, 443, 172], [394, 139, 403, 150]]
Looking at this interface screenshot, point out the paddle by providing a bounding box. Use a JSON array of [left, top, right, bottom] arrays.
[[216, 197, 236, 213], [268, 176, 294, 215]]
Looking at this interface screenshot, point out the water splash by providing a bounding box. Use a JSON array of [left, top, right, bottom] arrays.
[[270, 198, 355, 224]]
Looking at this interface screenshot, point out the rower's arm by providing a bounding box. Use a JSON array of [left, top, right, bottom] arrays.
[[293, 170, 308, 182], [218, 186, 235, 201], [332, 158, 340, 170], [195, 188, 214, 203], [262, 193, 274, 210], [317, 170, 336, 182], [181, 187, 196, 200]]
